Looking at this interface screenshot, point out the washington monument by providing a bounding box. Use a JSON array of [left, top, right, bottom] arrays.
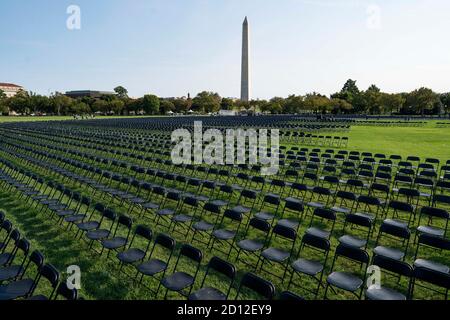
[[241, 16, 250, 102]]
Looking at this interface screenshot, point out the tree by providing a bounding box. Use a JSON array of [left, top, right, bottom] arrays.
[[92, 99, 109, 114], [283, 95, 304, 114], [192, 91, 221, 113], [220, 98, 235, 110], [141, 94, 160, 115], [405, 87, 439, 115], [114, 86, 128, 99], [159, 99, 175, 114], [109, 99, 125, 114], [331, 79, 360, 105], [172, 98, 192, 113], [70, 101, 90, 115], [304, 93, 331, 113], [50, 93, 74, 115], [380, 93, 405, 114], [439, 93, 450, 114], [0, 89, 8, 114], [364, 85, 382, 114], [330, 98, 353, 114], [7, 90, 31, 114]]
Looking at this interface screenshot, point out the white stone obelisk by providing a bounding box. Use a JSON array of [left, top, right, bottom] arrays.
[[241, 16, 250, 102]]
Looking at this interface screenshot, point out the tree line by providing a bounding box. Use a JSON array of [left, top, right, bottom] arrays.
[[0, 80, 449, 116]]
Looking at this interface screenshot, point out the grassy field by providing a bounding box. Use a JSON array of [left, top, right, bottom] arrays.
[[347, 122, 450, 161], [0, 117, 449, 300]]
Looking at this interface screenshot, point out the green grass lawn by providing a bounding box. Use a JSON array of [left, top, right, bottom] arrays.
[[0, 118, 449, 300], [347, 122, 450, 161]]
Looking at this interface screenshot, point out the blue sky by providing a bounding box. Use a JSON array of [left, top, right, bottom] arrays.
[[1, 0, 449, 98]]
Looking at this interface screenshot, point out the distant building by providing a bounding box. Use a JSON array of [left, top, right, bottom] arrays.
[[65, 90, 116, 99], [0, 83, 24, 97]]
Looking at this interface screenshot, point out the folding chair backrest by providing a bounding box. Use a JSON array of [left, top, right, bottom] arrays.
[[238, 273, 275, 300], [302, 233, 330, 251], [373, 255, 412, 277], [180, 244, 203, 263], [55, 282, 78, 300], [335, 244, 369, 264], [207, 256, 236, 280]]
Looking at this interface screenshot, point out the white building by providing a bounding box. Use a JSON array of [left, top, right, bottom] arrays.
[[0, 83, 24, 98]]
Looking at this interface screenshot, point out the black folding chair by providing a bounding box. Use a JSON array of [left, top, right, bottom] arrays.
[[324, 244, 369, 300], [257, 225, 297, 282], [288, 233, 330, 298], [135, 234, 176, 294], [365, 255, 412, 300], [158, 244, 203, 299], [188, 257, 236, 300]]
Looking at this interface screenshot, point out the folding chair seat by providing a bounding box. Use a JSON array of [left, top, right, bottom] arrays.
[[413, 234, 450, 274], [254, 193, 281, 223], [188, 257, 236, 300], [384, 200, 416, 228], [416, 207, 449, 239], [413, 177, 435, 203], [331, 190, 357, 216], [100, 215, 133, 257], [306, 208, 336, 240], [191, 202, 223, 246], [116, 225, 153, 268], [373, 221, 411, 261], [169, 196, 199, 237], [0, 250, 44, 301], [279, 197, 304, 230], [74, 203, 106, 236], [235, 272, 275, 300], [258, 225, 297, 281], [236, 189, 258, 213], [365, 255, 412, 300], [64, 196, 92, 227], [410, 267, 450, 300], [338, 213, 372, 249], [159, 244, 203, 299], [324, 244, 369, 300], [288, 233, 330, 298], [353, 195, 383, 223], [155, 191, 181, 228], [210, 209, 243, 258], [84, 209, 117, 250]]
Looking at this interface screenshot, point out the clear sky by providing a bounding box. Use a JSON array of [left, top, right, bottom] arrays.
[[1, 0, 449, 99]]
